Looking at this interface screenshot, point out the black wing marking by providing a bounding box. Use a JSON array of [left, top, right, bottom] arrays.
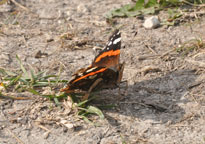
[[92, 29, 121, 68]]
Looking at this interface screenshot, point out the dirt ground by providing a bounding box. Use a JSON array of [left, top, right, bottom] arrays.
[[0, 0, 205, 144]]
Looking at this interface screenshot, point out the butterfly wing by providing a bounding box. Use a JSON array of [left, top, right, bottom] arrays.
[[61, 29, 122, 93], [61, 66, 112, 92], [92, 29, 121, 69]]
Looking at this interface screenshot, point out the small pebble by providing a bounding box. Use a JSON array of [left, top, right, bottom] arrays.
[[143, 16, 160, 29]]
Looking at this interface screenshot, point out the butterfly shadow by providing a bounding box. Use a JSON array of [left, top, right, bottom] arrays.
[[93, 68, 198, 126]]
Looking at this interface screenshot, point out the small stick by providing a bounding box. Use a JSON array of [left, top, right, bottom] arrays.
[[159, 48, 176, 58], [10, 0, 29, 11], [37, 124, 51, 132], [6, 128, 25, 144], [0, 93, 32, 100], [145, 44, 158, 55], [191, 94, 199, 104], [185, 58, 205, 68], [138, 54, 159, 61]]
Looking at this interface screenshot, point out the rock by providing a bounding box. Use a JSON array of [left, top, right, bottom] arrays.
[[143, 16, 160, 29], [77, 4, 87, 13], [60, 119, 74, 129]]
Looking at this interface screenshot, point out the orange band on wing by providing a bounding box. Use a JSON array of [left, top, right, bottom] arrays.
[[72, 68, 107, 84], [95, 49, 120, 63]]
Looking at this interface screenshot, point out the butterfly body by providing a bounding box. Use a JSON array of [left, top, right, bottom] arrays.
[[61, 29, 124, 99]]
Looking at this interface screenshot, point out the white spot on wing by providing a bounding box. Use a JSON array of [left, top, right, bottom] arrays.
[[78, 72, 83, 76], [107, 41, 112, 46], [113, 37, 121, 44], [86, 67, 97, 73]]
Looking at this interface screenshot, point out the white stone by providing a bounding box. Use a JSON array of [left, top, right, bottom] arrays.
[[77, 4, 87, 13], [60, 119, 74, 129], [143, 16, 160, 29]]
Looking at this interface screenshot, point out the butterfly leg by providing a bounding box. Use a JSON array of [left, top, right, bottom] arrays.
[[116, 62, 126, 100], [117, 80, 128, 101], [81, 78, 103, 101], [117, 62, 125, 84]]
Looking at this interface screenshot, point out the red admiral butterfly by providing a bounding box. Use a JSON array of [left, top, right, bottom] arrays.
[[61, 29, 124, 100]]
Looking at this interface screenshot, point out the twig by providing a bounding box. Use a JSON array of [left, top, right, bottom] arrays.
[[159, 48, 176, 58], [138, 54, 159, 61], [145, 44, 158, 55], [119, 101, 167, 112], [10, 0, 29, 11], [190, 94, 199, 104], [0, 93, 32, 100], [185, 58, 205, 68], [193, 51, 205, 59], [6, 128, 25, 144], [37, 124, 50, 132], [170, 124, 190, 127], [188, 81, 203, 89]]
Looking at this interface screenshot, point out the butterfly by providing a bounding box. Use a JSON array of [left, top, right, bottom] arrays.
[[60, 29, 124, 100]]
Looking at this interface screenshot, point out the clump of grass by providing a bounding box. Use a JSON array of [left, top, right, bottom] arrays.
[[0, 55, 64, 92], [106, 0, 182, 18], [176, 38, 205, 56], [0, 55, 105, 123], [161, 8, 183, 26], [106, 0, 205, 25]]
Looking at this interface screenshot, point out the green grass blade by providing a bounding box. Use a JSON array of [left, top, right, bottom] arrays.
[[16, 55, 28, 76], [26, 88, 40, 95], [42, 94, 55, 99], [0, 68, 16, 76], [30, 70, 35, 83], [87, 106, 104, 119], [56, 63, 63, 83], [19, 77, 29, 85], [78, 106, 104, 119], [7, 74, 22, 87], [36, 71, 45, 78], [76, 99, 89, 107], [54, 97, 60, 106], [32, 82, 49, 87], [55, 93, 68, 99], [28, 65, 36, 83], [39, 75, 58, 81], [80, 115, 93, 124]]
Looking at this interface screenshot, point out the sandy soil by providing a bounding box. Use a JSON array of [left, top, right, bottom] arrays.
[[0, 0, 205, 144]]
